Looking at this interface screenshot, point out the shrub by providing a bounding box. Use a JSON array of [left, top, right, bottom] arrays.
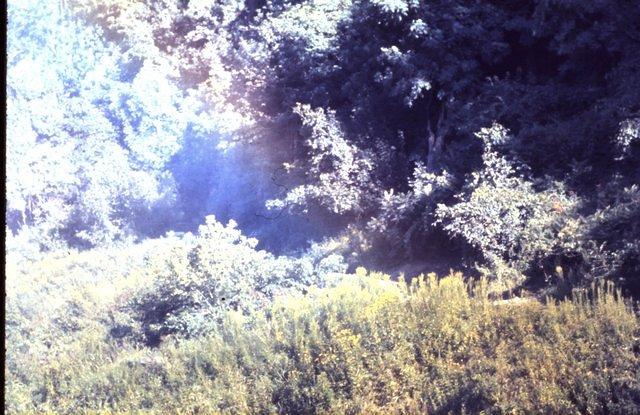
[[436, 124, 580, 291], [5, 215, 347, 413], [8, 271, 639, 414], [266, 104, 378, 216], [122, 216, 346, 344]]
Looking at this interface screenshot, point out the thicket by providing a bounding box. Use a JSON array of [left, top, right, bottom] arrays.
[[58, 0, 640, 294], [5, 216, 345, 389], [6, 1, 640, 412], [6, 265, 640, 414], [6, 0, 639, 293]]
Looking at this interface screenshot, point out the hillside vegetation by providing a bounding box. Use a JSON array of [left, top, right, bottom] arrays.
[[5, 0, 640, 413], [7, 0, 640, 293], [7, 272, 640, 413], [6, 219, 640, 414]]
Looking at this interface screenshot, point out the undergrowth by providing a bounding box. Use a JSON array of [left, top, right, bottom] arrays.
[[6, 268, 639, 414]]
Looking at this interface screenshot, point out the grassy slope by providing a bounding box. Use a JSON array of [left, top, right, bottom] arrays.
[[6, 244, 640, 414]]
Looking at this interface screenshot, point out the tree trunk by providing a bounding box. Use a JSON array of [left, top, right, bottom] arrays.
[[426, 106, 446, 171], [426, 131, 436, 171]]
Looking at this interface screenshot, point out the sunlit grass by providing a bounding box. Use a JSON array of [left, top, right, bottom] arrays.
[[6, 261, 639, 414]]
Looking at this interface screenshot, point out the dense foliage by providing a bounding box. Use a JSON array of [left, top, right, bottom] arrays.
[[6, 0, 640, 413], [6, 262, 640, 414], [43, 0, 639, 293], [7, 0, 640, 291]]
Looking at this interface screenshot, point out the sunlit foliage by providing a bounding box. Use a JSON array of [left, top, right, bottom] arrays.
[[6, 270, 639, 414], [6, 1, 640, 412]]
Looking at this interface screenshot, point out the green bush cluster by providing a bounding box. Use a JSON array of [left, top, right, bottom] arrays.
[[7, 270, 639, 414], [434, 125, 640, 295], [119, 216, 345, 344]]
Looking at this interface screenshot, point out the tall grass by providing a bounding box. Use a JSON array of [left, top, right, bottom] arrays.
[[6, 268, 639, 414]]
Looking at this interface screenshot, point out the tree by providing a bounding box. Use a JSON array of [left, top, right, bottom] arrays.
[[43, 0, 640, 291], [6, 0, 191, 250]]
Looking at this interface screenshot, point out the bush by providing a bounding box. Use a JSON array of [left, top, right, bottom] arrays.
[[5, 215, 348, 412], [122, 216, 346, 344], [7, 271, 639, 414], [266, 104, 378, 216], [537, 182, 640, 296], [436, 124, 580, 291]]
